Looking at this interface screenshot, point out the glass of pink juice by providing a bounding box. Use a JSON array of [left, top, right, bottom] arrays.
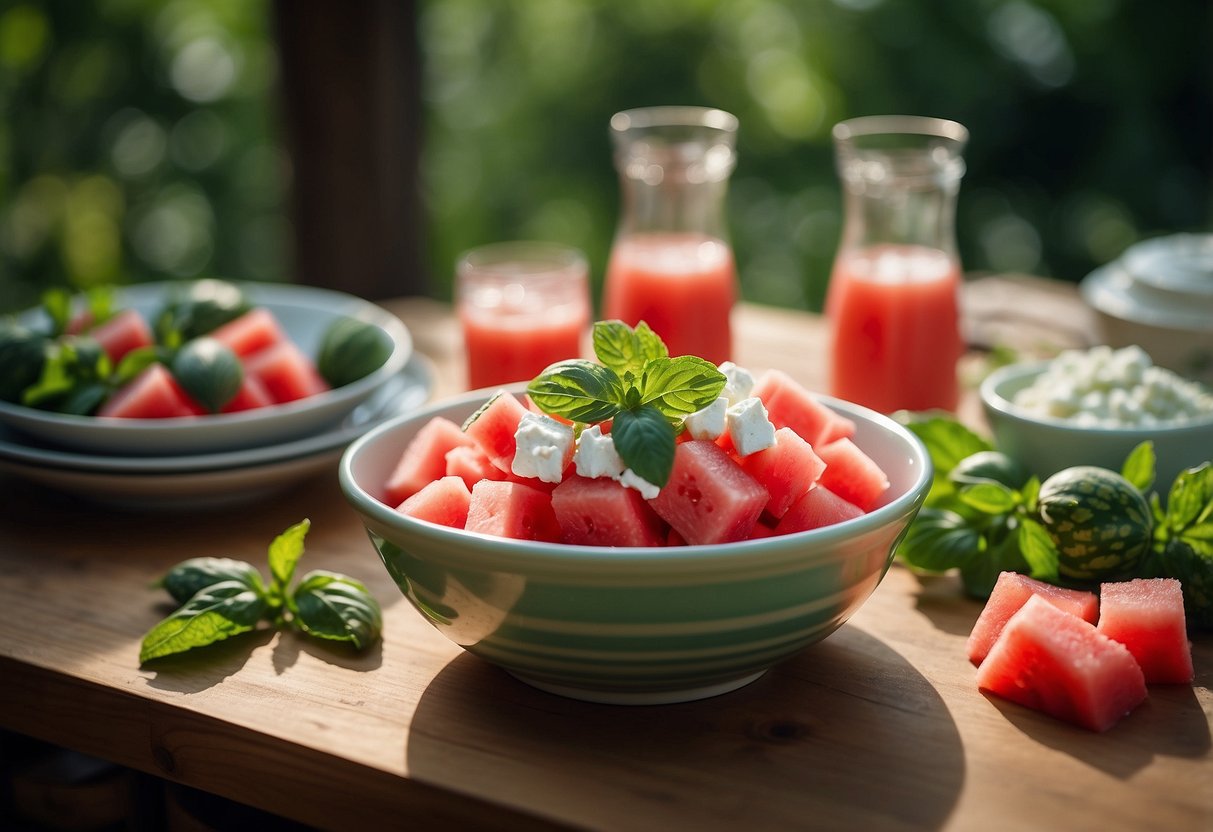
[[604, 232, 736, 363], [456, 242, 590, 390]]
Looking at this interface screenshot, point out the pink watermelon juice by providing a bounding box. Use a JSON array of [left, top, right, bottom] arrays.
[[461, 306, 588, 391], [604, 232, 736, 364], [826, 244, 963, 413]]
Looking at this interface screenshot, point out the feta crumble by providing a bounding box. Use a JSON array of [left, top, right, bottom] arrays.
[[726, 396, 777, 456], [573, 425, 626, 479], [619, 468, 660, 500], [511, 412, 574, 483], [684, 396, 728, 440], [718, 361, 754, 405]]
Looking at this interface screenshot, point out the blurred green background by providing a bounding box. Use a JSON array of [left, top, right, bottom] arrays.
[[1, 0, 1209, 315]]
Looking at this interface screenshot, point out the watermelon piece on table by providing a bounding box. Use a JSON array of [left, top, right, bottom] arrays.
[[816, 438, 890, 512], [1097, 578, 1194, 685], [740, 427, 827, 519], [209, 307, 288, 358], [98, 364, 205, 419], [384, 416, 475, 505], [975, 594, 1147, 732], [88, 308, 154, 365], [220, 373, 275, 413], [463, 391, 529, 474], [465, 480, 561, 543], [751, 369, 856, 447], [647, 440, 769, 545], [243, 340, 331, 404], [397, 475, 473, 529], [967, 571, 1099, 666], [551, 475, 668, 547], [774, 485, 864, 535]]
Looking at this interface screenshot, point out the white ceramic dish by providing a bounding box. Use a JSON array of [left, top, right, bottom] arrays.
[[0, 281, 412, 456]]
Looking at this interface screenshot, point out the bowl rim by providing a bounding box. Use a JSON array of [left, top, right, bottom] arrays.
[[338, 384, 934, 569], [980, 360, 1213, 435]]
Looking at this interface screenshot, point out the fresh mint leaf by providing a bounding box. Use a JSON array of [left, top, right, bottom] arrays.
[[635, 356, 726, 419], [291, 570, 383, 649], [1017, 518, 1059, 582], [1020, 476, 1041, 513], [1167, 463, 1213, 531], [592, 319, 667, 376], [903, 417, 993, 498], [159, 557, 267, 606], [526, 359, 625, 424], [896, 507, 983, 572], [611, 404, 676, 487], [139, 580, 268, 663], [268, 518, 311, 600], [957, 482, 1018, 515], [1121, 441, 1156, 493]]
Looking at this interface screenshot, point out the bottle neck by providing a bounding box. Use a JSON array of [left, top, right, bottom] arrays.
[[616, 174, 731, 239], [838, 177, 961, 256]]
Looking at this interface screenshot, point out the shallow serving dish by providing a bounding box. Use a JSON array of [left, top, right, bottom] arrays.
[[980, 361, 1213, 487], [340, 386, 932, 705]]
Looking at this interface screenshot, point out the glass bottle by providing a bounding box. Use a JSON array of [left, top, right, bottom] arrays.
[[825, 115, 969, 413], [603, 106, 739, 364]]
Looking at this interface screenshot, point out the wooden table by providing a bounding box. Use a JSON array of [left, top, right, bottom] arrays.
[[1, 280, 1208, 831]]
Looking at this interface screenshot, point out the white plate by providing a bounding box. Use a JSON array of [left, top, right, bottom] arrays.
[[0, 281, 412, 456], [0, 354, 434, 510]]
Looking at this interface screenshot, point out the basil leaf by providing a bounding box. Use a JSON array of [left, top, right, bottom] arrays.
[[1167, 462, 1213, 531], [957, 482, 1018, 515], [1017, 518, 1060, 582], [171, 337, 243, 413], [1020, 476, 1041, 513], [635, 356, 727, 419], [592, 319, 668, 375], [113, 346, 162, 386], [158, 557, 267, 606], [1120, 441, 1156, 493], [0, 324, 49, 402], [960, 523, 1028, 598], [903, 416, 993, 497], [611, 404, 676, 488], [526, 359, 625, 424], [155, 278, 250, 342], [41, 288, 73, 336], [59, 382, 109, 416], [1178, 522, 1213, 557], [268, 518, 311, 597], [896, 507, 982, 572], [291, 570, 383, 650], [139, 580, 268, 664]]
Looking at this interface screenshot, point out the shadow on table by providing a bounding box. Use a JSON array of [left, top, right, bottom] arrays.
[[406, 625, 965, 831]]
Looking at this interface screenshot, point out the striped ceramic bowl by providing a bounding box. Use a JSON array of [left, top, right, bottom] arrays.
[[339, 385, 932, 705]]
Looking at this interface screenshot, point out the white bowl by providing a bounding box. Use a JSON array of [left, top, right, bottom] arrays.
[[0, 281, 411, 456]]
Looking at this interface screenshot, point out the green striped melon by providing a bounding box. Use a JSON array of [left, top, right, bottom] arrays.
[[1036, 466, 1152, 582]]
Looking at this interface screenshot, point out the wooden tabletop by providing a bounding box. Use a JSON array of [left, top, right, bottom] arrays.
[[0, 279, 1208, 832]]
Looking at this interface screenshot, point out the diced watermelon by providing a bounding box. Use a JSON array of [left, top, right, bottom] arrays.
[[740, 427, 827, 519], [551, 475, 668, 547], [966, 572, 1099, 666], [751, 369, 856, 447], [1097, 578, 1194, 685], [463, 391, 529, 474], [444, 444, 507, 490], [816, 438, 890, 512], [647, 440, 769, 545], [209, 307, 288, 358], [88, 308, 154, 365], [385, 417, 475, 505], [243, 340, 330, 404], [397, 475, 473, 529], [748, 519, 778, 540], [465, 480, 561, 543], [219, 373, 275, 413], [975, 594, 1147, 732], [97, 363, 205, 419], [774, 485, 863, 535]]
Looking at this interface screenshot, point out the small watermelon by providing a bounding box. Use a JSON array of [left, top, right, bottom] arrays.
[[1097, 578, 1194, 685], [1037, 467, 1152, 581], [966, 571, 1099, 666]]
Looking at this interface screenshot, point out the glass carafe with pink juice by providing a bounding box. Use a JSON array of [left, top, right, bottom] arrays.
[[604, 107, 739, 364], [826, 115, 969, 413]]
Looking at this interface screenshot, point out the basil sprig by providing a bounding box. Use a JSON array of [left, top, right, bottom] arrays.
[[140, 519, 382, 664], [525, 320, 726, 488]]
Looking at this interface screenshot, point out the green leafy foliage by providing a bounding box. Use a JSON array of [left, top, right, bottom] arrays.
[[140, 520, 382, 664]]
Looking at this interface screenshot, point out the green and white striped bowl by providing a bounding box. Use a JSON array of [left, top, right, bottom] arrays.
[[340, 386, 932, 705]]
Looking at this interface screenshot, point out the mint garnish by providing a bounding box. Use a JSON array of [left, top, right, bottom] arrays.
[[526, 320, 725, 488]]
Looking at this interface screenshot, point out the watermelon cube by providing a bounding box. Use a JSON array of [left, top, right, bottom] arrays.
[[551, 475, 668, 547], [740, 427, 827, 519], [1097, 578, 1194, 685], [444, 444, 507, 490], [98, 364, 205, 419], [465, 480, 561, 543], [209, 307, 288, 358], [384, 417, 475, 505], [463, 391, 530, 474], [815, 438, 890, 512], [220, 373, 276, 413], [773, 485, 863, 535], [397, 475, 473, 529], [751, 369, 856, 447], [88, 308, 154, 365], [647, 440, 769, 545], [967, 572, 1099, 666], [975, 595, 1147, 732], [244, 340, 330, 404]]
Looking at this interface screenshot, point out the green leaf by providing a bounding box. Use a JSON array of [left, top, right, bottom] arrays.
[[155, 278, 250, 342], [267, 519, 311, 597], [171, 337, 244, 413], [1178, 522, 1213, 557], [1120, 441, 1156, 493], [634, 356, 726, 419], [896, 507, 983, 572], [592, 319, 667, 375], [611, 405, 676, 488], [960, 522, 1029, 599], [41, 288, 73, 336], [1020, 476, 1041, 513], [1166, 462, 1213, 531], [291, 570, 383, 650], [0, 324, 49, 402], [957, 482, 1018, 515], [1017, 518, 1060, 582], [139, 580, 268, 664], [158, 557, 267, 606], [59, 382, 108, 415], [903, 416, 993, 474], [113, 346, 161, 386], [526, 359, 625, 424]]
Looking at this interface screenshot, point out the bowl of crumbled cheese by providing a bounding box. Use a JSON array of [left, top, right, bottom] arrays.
[[980, 345, 1213, 486]]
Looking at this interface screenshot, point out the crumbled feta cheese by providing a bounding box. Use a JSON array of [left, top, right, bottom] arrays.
[[718, 361, 754, 405], [619, 468, 660, 500], [726, 396, 776, 456], [684, 396, 728, 440], [1011, 346, 1213, 427], [511, 412, 574, 483], [573, 425, 626, 479]]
